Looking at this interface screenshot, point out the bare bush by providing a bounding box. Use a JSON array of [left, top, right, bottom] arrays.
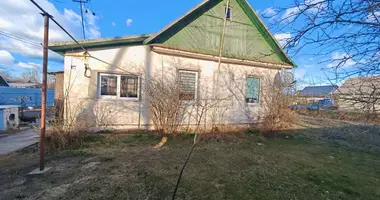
[[143, 70, 189, 135], [93, 101, 119, 131], [45, 128, 84, 151], [260, 79, 298, 132]]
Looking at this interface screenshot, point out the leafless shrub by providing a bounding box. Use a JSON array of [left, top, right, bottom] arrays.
[[260, 81, 298, 132], [143, 69, 188, 135], [93, 101, 119, 131], [42, 66, 91, 151], [45, 128, 85, 151]]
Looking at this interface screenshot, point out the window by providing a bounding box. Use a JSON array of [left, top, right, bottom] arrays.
[[100, 75, 117, 96], [120, 76, 138, 98], [98, 73, 139, 100], [179, 70, 198, 100], [225, 7, 231, 20], [246, 77, 260, 103]]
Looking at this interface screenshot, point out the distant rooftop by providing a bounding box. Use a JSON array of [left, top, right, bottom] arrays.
[[300, 85, 338, 97], [0, 75, 9, 87]]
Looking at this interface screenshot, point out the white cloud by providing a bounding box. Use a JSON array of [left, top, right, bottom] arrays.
[[261, 7, 277, 21], [0, 50, 15, 65], [366, 11, 380, 22], [16, 62, 42, 69], [84, 8, 101, 38], [327, 52, 357, 68], [281, 0, 326, 22], [126, 18, 133, 27], [0, 0, 101, 61], [274, 33, 291, 46], [281, 7, 301, 21], [112, 22, 116, 26], [0, 50, 41, 71], [262, 7, 276, 16]]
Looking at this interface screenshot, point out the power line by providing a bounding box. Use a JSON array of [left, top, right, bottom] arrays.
[[29, 0, 87, 52], [0, 30, 42, 47], [28, 0, 134, 76]]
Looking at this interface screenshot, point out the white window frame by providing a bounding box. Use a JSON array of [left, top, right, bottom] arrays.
[[98, 73, 139, 101], [178, 70, 198, 101]]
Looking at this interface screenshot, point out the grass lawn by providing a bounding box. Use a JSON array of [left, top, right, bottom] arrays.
[[1, 116, 380, 200]]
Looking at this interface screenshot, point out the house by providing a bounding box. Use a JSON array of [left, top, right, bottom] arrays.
[[49, 0, 295, 130], [336, 76, 380, 113], [298, 85, 338, 104], [0, 75, 9, 87]]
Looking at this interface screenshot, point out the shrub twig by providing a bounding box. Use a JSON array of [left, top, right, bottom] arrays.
[[172, 134, 198, 200]]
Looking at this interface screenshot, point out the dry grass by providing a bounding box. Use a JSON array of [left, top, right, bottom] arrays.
[[297, 109, 380, 125], [0, 116, 380, 200], [45, 130, 85, 151]]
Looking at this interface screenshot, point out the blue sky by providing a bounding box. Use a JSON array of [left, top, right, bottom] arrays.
[[0, 0, 333, 88]]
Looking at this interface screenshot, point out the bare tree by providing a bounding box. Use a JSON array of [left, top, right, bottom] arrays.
[[21, 68, 41, 83], [263, 0, 380, 114], [266, 0, 379, 77], [0, 70, 13, 81]]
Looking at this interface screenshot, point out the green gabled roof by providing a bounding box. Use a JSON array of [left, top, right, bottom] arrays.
[[49, 34, 152, 55], [144, 0, 295, 67]]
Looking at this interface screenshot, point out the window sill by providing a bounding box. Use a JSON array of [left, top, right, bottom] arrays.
[[247, 103, 260, 106], [180, 100, 198, 106], [97, 97, 140, 102]]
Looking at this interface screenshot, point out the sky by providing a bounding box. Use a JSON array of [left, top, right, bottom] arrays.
[[0, 0, 338, 89]]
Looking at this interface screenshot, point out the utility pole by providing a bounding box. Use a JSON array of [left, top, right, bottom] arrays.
[[40, 13, 49, 171], [73, 0, 89, 39], [79, 1, 85, 39], [29, 0, 87, 172]]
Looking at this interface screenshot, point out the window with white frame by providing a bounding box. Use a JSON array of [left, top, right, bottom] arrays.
[[98, 73, 139, 100], [179, 70, 198, 100], [246, 77, 260, 103]]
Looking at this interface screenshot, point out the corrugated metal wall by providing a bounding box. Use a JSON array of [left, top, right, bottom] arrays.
[[0, 88, 54, 107]]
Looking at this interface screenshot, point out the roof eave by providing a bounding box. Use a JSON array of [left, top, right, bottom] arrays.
[[49, 34, 152, 54]]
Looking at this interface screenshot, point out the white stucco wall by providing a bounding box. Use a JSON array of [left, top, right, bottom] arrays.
[[62, 45, 280, 130]]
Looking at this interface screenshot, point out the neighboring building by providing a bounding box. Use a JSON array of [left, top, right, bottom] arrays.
[[49, 0, 295, 130], [0, 75, 9, 87], [336, 76, 380, 112], [48, 71, 64, 119], [298, 85, 338, 103]]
